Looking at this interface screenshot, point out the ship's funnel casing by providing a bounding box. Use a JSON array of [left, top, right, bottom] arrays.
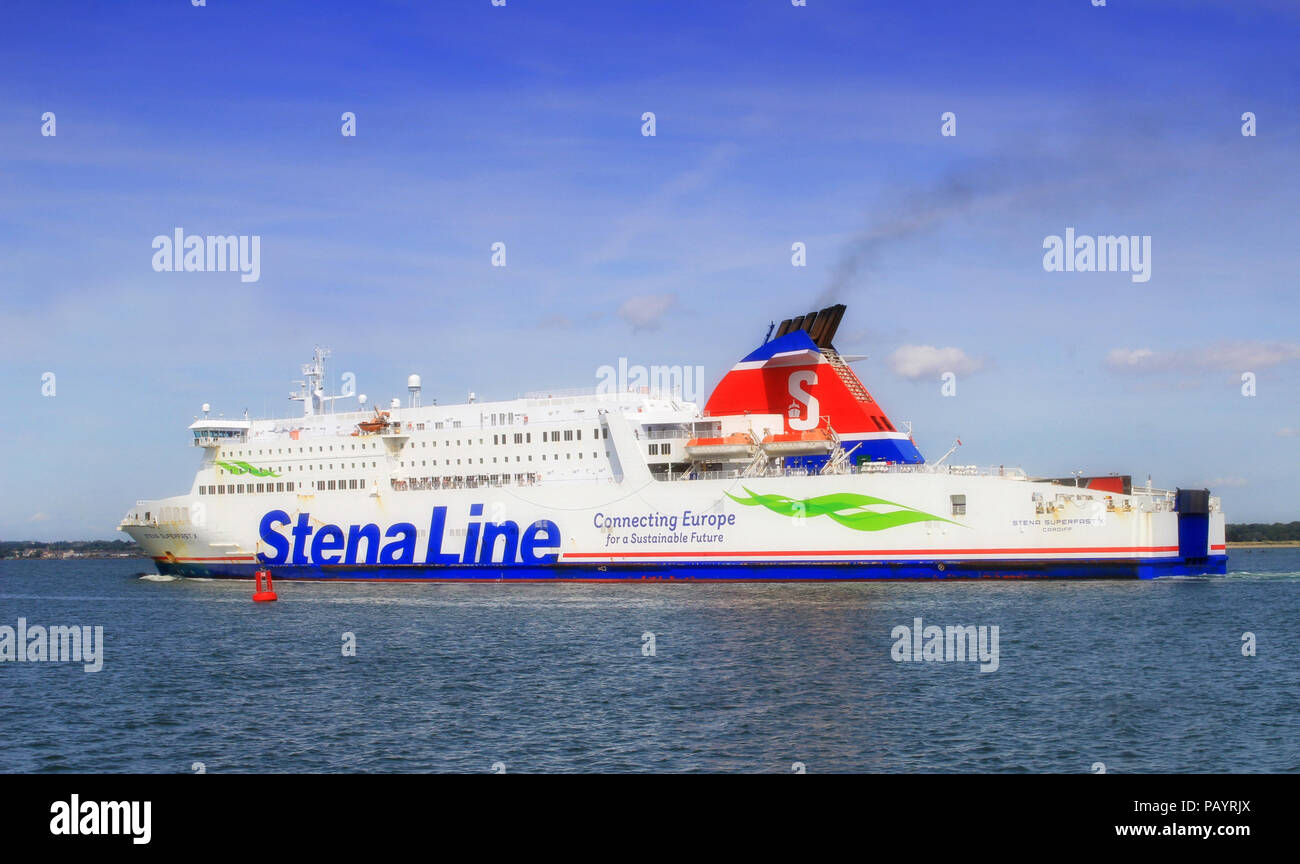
[[703, 330, 925, 465]]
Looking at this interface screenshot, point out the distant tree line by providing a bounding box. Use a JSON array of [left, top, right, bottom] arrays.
[[1226, 522, 1300, 542], [1, 539, 145, 557]]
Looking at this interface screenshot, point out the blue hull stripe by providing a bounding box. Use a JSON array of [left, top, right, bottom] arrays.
[[156, 555, 1229, 582]]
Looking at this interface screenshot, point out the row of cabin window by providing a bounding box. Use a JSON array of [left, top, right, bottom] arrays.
[[647, 443, 673, 456], [399, 452, 603, 468], [198, 479, 368, 495], [407, 421, 463, 430], [390, 473, 540, 490], [541, 428, 609, 443], [402, 431, 606, 448], [212, 448, 608, 481], [227, 427, 612, 459], [217, 462, 379, 476], [231, 443, 383, 457], [202, 481, 292, 494]]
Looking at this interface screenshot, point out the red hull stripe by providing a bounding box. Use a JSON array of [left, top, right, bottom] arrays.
[[153, 555, 258, 562]]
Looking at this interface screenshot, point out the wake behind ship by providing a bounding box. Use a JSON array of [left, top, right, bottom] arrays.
[[120, 306, 1227, 580]]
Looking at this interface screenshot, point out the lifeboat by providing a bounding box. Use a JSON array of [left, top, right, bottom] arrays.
[[355, 408, 391, 435], [684, 432, 754, 459], [760, 429, 834, 455]]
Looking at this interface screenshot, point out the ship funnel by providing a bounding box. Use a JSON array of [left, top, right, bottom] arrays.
[[704, 305, 924, 466]]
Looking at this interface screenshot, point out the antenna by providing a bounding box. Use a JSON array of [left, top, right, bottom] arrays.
[[933, 437, 962, 467], [289, 346, 353, 418]]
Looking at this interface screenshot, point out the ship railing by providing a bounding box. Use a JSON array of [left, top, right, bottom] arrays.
[[644, 426, 693, 440], [671, 463, 1033, 481], [870, 463, 1030, 479], [679, 469, 748, 481], [522, 387, 683, 405], [119, 517, 155, 527]]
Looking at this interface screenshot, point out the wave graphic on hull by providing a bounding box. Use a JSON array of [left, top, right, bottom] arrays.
[[725, 487, 961, 532]]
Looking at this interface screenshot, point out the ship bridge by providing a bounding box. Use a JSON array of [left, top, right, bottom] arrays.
[[189, 418, 251, 448]]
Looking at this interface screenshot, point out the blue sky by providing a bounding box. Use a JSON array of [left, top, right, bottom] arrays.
[[1, 0, 1297, 538]]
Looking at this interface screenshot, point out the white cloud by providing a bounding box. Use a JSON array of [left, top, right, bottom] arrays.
[[1105, 341, 1300, 374], [1104, 348, 1157, 369], [617, 293, 677, 331], [27, 512, 50, 523], [887, 345, 983, 380], [1208, 477, 1249, 488], [1279, 427, 1298, 437]]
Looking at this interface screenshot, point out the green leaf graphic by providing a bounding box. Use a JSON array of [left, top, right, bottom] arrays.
[[216, 460, 278, 477], [725, 487, 959, 532]]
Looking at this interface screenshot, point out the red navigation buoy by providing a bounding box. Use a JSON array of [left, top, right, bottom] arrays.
[[252, 568, 278, 602]]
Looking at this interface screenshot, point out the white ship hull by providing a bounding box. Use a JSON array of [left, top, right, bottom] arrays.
[[121, 306, 1227, 580], [122, 470, 1226, 580]]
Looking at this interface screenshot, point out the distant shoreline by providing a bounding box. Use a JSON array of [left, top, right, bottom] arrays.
[[2, 553, 150, 561], [1, 540, 145, 561], [1227, 541, 1300, 548]]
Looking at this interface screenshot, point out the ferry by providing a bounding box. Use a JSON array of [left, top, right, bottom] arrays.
[[119, 305, 1227, 580]]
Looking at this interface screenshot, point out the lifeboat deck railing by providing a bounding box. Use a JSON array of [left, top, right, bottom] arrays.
[[677, 463, 1034, 481]]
